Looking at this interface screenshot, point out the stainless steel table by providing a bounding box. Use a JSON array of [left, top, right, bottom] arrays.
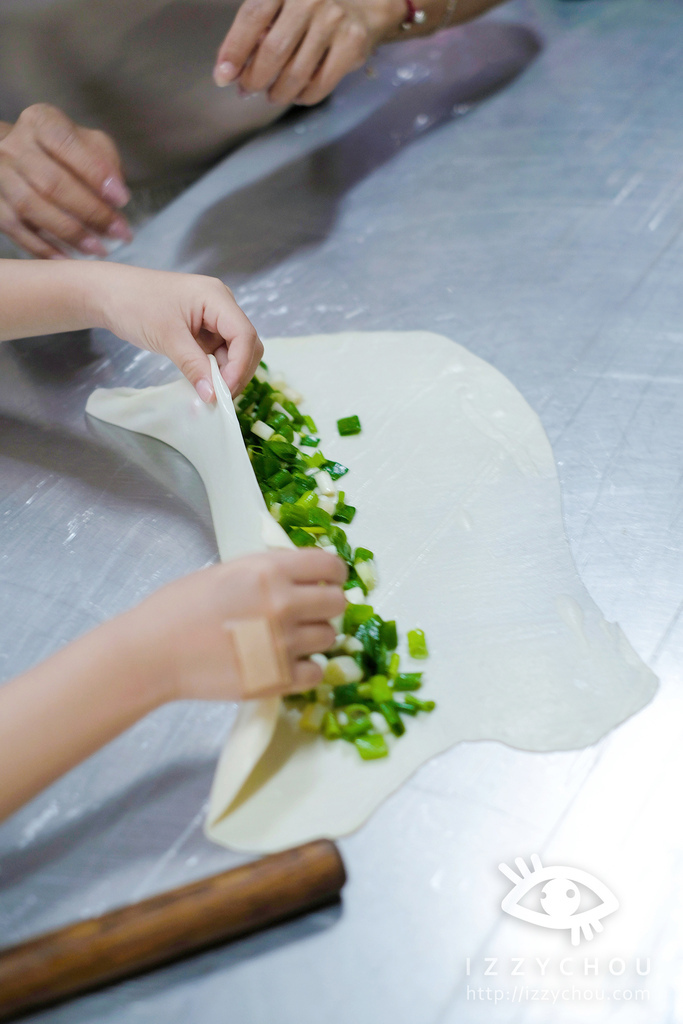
[[2, 0, 682, 1019]]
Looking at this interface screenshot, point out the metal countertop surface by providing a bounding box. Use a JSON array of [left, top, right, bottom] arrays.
[[1, 0, 682, 1019]]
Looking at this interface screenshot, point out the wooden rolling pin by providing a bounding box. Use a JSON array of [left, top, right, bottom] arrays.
[[0, 838, 345, 1021]]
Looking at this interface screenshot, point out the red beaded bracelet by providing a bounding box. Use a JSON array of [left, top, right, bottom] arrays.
[[402, 0, 426, 30]]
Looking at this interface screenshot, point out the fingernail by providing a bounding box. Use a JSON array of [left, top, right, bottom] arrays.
[[106, 218, 133, 242], [214, 61, 238, 86], [79, 235, 109, 257], [196, 378, 215, 403], [101, 175, 131, 208]]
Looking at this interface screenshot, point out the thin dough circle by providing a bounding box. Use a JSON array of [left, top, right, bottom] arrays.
[[86, 332, 657, 852]]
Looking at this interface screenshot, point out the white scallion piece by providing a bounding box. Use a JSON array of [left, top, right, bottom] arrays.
[[323, 656, 363, 685], [345, 586, 366, 605], [309, 653, 328, 671], [251, 419, 274, 441], [344, 635, 364, 654], [254, 366, 269, 384], [355, 559, 377, 592], [271, 401, 293, 420], [314, 470, 335, 496], [317, 494, 336, 514], [282, 385, 303, 404], [299, 702, 326, 732]]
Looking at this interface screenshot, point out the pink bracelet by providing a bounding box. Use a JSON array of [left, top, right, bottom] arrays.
[[402, 0, 426, 30]]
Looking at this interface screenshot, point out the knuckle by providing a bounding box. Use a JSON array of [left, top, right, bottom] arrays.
[[243, 0, 277, 24], [261, 35, 288, 60], [32, 165, 62, 200], [19, 102, 60, 129], [346, 19, 368, 48]]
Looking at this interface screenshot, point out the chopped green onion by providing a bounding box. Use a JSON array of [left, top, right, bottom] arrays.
[[354, 547, 374, 563], [369, 675, 393, 703], [322, 460, 349, 480], [322, 711, 342, 740], [404, 694, 436, 712], [380, 620, 397, 650], [267, 440, 298, 461], [342, 603, 374, 634], [388, 652, 400, 679], [340, 704, 373, 739], [295, 490, 318, 509], [333, 683, 360, 707], [299, 434, 320, 448], [283, 399, 304, 423], [337, 415, 362, 437], [355, 734, 388, 759], [289, 527, 317, 547], [299, 703, 326, 732], [407, 628, 429, 659], [378, 701, 405, 737], [392, 672, 423, 691], [303, 414, 318, 432], [333, 489, 356, 524], [303, 451, 326, 468]]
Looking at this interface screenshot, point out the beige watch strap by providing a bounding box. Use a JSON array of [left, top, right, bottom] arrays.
[[223, 618, 292, 699]]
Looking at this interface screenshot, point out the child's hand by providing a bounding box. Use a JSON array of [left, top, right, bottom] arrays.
[[130, 548, 348, 702], [91, 263, 263, 401]]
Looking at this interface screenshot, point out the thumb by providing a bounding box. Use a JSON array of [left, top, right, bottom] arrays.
[[169, 333, 215, 403]]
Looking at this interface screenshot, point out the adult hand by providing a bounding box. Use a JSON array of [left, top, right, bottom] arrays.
[[0, 104, 132, 259], [214, 0, 404, 106], [136, 549, 348, 701], [89, 263, 263, 400]]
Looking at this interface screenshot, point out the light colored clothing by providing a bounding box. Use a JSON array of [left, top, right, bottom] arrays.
[[0, 0, 286, 181]]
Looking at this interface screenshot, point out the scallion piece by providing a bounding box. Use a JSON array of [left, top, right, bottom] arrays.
[[322, 711, 342, 740], [380, 620, 397, 650], [340, 704, 373, 739], [407, 628, 429, 659], [404, 694, 436, 713], [342, 603, 374, 634], [378, 701, 405, 737], [337, 415, 362, 437], [354, 547, 374, 563], [354, 734, 388, 759], [299, 434, 320, 448], [369, 675, 392, 703], [392, 672, 423, 691], [322, 460, 349, 480], [289, 527, 317, 547]]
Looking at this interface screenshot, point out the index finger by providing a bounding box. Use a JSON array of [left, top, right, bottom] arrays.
[[212, 297, 263, 395], [276, 548, 349, 586], [214, 0, 282, 85]]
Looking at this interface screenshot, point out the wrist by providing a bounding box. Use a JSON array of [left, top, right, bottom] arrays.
[[98, 608, 174, 714], [371, 0, 409, 42]]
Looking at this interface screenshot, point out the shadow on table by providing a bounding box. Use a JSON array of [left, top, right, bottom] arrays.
[[0, 756, 343, 1024], [0, 410, 217, 550], [179, 20, 541, 279], [0, 758, 222, 896]]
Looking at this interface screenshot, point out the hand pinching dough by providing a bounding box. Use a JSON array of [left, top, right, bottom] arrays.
[[86, 332, 657, 853]]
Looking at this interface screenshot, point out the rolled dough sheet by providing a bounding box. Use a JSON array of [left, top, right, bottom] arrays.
[[86, 332, 657, 853]]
